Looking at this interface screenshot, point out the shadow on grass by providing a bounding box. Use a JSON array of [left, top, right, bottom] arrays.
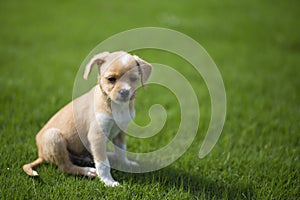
[[27, 161, 254, 198], [117, 167, 255, 199]]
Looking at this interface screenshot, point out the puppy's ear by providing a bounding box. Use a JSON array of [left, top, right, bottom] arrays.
[[83, 52, 110, 80], [133, 55, 152, 87]]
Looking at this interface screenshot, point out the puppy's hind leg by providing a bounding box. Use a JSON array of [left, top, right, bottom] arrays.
[[39, 128, 96, 178], [23, 157, 44, 176]]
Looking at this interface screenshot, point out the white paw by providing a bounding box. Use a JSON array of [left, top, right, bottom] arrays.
[[100, 178, 120, 187], [32, 170, 39, 176], [125, 159, 139, 167], [84, 167, 97, 178], [95, 159, 120, 187]]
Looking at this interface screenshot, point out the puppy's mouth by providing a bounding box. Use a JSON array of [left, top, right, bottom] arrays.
[[116, 97, 130, 103]]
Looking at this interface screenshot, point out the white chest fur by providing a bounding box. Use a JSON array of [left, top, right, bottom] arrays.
[[95, 113, 115, 140], [95, 106, 135, 141]]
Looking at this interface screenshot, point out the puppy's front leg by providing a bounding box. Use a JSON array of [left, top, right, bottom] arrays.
[[88, 123, 119, 187], [113, 132, 139, 167]]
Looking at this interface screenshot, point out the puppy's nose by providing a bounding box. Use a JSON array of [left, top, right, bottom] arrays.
[[119, 89, 130, 98]]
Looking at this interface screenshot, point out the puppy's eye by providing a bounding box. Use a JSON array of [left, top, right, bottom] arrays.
[[107, 77, 116, 84], [130, 77, 138, 82]]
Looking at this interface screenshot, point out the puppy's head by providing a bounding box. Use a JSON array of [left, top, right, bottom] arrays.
[[84, 51, 152, 104]]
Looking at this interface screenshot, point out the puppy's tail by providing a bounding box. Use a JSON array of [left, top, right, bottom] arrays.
[[22, 157, 44, 176]]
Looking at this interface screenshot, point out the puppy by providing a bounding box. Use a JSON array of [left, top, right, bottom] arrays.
[[22, 51, 152, 187]]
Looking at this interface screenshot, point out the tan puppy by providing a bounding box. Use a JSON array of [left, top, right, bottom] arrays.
[[22, 51, 152, 187]]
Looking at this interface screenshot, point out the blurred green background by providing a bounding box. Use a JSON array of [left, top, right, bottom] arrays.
[[0, 0, 299, 199]]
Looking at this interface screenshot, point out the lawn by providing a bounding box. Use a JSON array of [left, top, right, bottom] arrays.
[[0, 0, 299, 199]]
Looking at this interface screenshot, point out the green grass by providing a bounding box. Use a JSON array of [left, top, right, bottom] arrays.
[[1, 0, 299, 199]]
